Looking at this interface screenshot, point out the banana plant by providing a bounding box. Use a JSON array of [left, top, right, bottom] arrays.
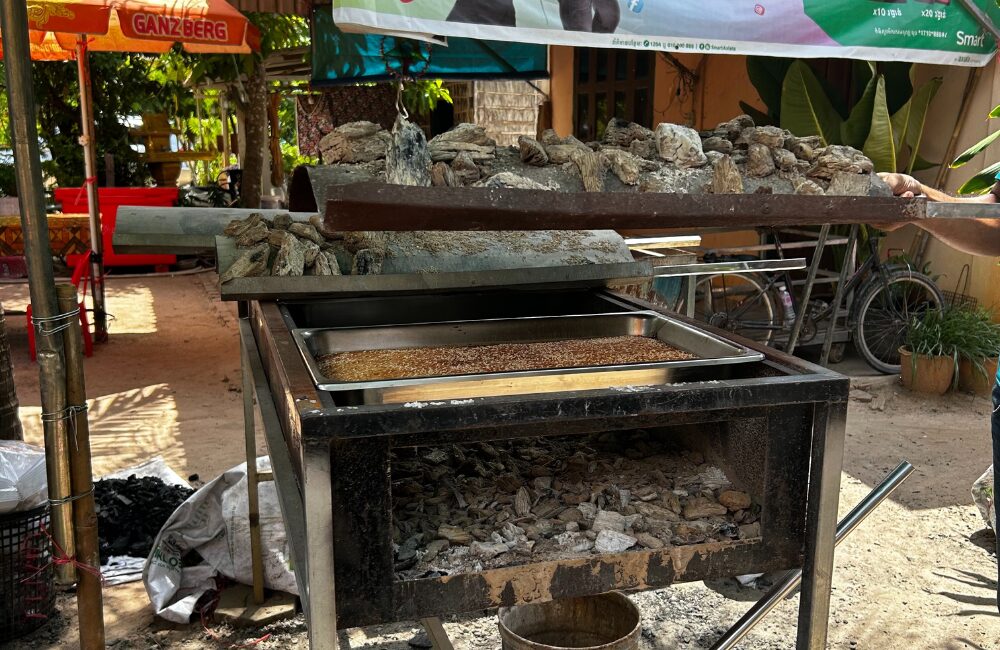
[[742, 58, 941, 174], [950, 105, 1000, 195]]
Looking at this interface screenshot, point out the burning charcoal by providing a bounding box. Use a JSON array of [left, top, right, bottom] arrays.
[[718, 490, 752, 512], [683, 497, 728, 520], [437, 524, 472, 545], [635, 532, 665, 550], [595, 530, 637, 553]]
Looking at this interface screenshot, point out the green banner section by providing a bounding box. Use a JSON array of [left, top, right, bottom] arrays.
[[330, 0, 1000, 67]]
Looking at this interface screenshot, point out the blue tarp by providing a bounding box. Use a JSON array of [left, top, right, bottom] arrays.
[[311, 6, 549, 86]]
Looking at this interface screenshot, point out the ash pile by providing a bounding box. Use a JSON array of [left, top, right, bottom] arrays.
[[392, 430, 758, 579]]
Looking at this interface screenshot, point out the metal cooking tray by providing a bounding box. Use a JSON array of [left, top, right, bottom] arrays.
[[292, 312, 763, 404]]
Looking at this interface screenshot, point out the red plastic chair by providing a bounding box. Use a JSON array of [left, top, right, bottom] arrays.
[[26, 252, 95, 361]]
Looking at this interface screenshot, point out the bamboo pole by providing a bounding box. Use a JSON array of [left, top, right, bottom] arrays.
[[0, 0, 76, 585], [58, 284, 104, 649]]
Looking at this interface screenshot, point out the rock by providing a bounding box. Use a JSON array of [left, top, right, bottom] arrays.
[[437, 524, 472, 545], [572, 149, 607, 192], [635, 532, 665, 550], [429, 142, 496, 163], [743, 126, 786, 149], [808, 145, 874, 180], [786, 138, 821, 162], [683, 496, 728, 520], [351, 249, 384, 275], [594, 529, 637, 553], [272, 213, 292, 230], [224, 213, 263, 238], [471, 540, 513, 559], [713, 114, 755, 140], [869, 173, 893, 197], [272, 233, 306, 277], [558, 508, 584, 523], [540, 129, 562, 145], [572, 539, 595, 553], [746, 144, 776, 177], [826, 171, 872, 196], [387, 116, 433, 187], [534, 476, 553, 491], [474, 172, 555, 191], [546, 143, 590, 165], [577, 502, 598, 520], [308, 214, 338, 240], [592, 509, 627, 533], [565, 521, 580, 533], [555, 531, 580, 547], [656, 123, 708, 167], [851, 389, 874, 402], [288, 222, 325, 246], [718, 490, 752, 512], [738, 522, 762, 540], [318, 121, 390, 164], [773, 148, 799, 172], [431, 161, 459, 187], [310, 251, 341, 276], [533, 499, 562, 519], [235, 221, 269, 248], [602, 148, 648, 186], [451, 151, 482, 185], [518, 136, 549, 166], [633, 501, 679, 523], [604, 118, 655, 147], [301, 240, 321, 267], [430, 122, 495, 148], [663, 492, 682, 514], [794, 178, 826, 195], [629, 138, 659, 159], [267, 229, 287, 248], [711, 155, 743, 194], [514, 487, 532, 517], [702, 136, 734, 155]]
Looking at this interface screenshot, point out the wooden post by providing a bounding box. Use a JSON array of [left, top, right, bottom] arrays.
[[57, 284, 104, 649]]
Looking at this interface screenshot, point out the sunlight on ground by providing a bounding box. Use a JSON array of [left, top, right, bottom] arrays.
[[104, 284, 157, 334], [19, 383, 183, 476]]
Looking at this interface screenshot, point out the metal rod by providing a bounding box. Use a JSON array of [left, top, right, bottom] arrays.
[[420, 618, 456, 650], [820, 225, 859, 366], [75, 38, 108, 343], [786, 225, 830, 355], [712, 461, 915, 650], [242, 335, 267, 605], [0, 0, 76, 585], [58, 283, 105, 649]]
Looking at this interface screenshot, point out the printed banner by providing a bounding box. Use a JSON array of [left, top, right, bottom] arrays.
[[332, 0, 1000, 67]]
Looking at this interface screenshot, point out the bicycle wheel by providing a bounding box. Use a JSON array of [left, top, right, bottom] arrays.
[[853, 269, 944, 374], [691, 272, 780, 344]]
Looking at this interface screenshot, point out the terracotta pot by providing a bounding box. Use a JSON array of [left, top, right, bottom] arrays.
[[958, 356, 998, 396], [899, 347, 954, 395]]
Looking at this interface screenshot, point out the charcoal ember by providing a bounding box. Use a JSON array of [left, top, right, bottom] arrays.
[[94, 475, 194, 564]]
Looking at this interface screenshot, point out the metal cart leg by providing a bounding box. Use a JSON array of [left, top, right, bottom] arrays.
[[241, 339, 267, 605], [305, 442, 338, 650], [820, 225, 859, 366], [796, 401, 846, 649], [685, 273, 697, 319], [786, 225, 830, 355]]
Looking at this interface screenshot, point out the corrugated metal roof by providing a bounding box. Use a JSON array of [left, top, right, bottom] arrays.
[[228, 0, 312, 15]]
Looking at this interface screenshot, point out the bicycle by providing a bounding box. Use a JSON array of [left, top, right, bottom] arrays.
[[682, 230, 944, 374]]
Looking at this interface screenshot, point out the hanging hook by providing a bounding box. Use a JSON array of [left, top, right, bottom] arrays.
[[395, 80, 409, 121]]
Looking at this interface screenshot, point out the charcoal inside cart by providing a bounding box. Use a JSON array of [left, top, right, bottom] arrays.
[[391, 430, 759, 579]]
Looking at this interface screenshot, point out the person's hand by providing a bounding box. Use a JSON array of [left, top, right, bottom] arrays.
[[878, 172, 922, 198]]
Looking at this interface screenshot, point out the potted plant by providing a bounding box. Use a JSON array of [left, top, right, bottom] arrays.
[[900, 308, 957, 395], [950, 306, 1000, 396]]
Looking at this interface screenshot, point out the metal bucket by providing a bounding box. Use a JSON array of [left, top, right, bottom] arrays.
[[497, 592, 641, 650]]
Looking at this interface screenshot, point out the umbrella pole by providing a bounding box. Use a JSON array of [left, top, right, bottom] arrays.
[[0, 0, 77, 585], [75, 38, 108, 343]]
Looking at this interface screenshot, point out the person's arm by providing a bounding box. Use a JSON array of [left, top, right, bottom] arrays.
[[878, 173, 1000, 257]]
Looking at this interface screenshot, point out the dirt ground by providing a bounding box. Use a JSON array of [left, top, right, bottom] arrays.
[[1, 272, 999, 649]]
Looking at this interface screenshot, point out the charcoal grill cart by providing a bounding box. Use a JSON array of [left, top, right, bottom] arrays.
[[230, 247, 846, 650]]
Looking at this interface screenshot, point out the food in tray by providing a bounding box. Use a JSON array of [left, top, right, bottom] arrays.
[[317, 335, 696, 382]]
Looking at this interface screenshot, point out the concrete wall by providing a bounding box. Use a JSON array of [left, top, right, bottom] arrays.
[[883, 61, 1000, 312]]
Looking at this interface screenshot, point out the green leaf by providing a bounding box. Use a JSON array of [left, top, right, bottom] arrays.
[[951, 129, 1000, 168], [909, 154, 940, 172], [841, 73, 878, 150], [902, 76, 942, 174], [848, 60, 876, 108], [989, 104, 1000, 118], [746, 56, 793, 120], [780, 61, 843, 146], [956, 162, 1000, 194], [863, 76, 896, 172], [881, 61, 914, 115], [738, 101, 774, 127]]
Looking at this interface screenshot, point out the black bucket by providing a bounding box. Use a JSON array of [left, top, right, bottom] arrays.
[[0, 505, 56, 642], [498, 592, 641, 650]]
